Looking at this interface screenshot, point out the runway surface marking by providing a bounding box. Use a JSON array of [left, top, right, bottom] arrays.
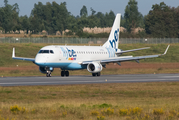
[[162, 76, 179, 78]]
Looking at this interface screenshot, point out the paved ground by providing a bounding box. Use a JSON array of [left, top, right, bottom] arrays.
[[0, 74, 179, 86]]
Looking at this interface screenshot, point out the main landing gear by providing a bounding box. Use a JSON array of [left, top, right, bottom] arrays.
[[61, 70, 69, 77], [92, 72, 101, 77]]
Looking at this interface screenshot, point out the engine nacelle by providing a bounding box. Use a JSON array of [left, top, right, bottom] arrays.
[[39, 67, 46, 74], [39, 67, 54, 74], [87, 62, 102, 73]]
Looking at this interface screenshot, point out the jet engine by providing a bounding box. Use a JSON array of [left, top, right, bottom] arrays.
[[39, 67, 54, 74], [87, 62, 102, 73], [39, 67, 46, 74]]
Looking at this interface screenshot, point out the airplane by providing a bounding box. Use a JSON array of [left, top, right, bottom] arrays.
[[12, 13, 170, 77]]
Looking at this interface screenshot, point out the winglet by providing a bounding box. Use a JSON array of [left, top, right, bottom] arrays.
[[162, 45, 170, 55], [12, 48, 15, 58]]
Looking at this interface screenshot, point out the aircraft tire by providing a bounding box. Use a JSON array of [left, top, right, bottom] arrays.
[[92, 73, 96, 76], [97, 72, 101, 76], [46, 73, 51, 77], [65, 71, 69, 77], [61, 71, 65, 77], [46, 73, 49, 77]]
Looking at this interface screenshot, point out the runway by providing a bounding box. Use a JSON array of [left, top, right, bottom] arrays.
[[0, 74, 179, 86]]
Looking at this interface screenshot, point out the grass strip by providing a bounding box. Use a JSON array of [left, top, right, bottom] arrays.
[[0, 82, 179, 119]]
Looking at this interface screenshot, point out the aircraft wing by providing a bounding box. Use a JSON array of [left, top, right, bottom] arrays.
[[12, 48, 35, 62], [115, 47, 150, 55], [82, 45, 170, 64], [100, 54, 159, 63]]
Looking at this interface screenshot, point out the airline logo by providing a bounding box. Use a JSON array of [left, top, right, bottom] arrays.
[[68, 58, 76, 60], [109, 29, 119, 52], [60, 47, 77, 60], [60, 47, 68, 59], [66, 48, 77, 60], [67, 48, 77, 57]]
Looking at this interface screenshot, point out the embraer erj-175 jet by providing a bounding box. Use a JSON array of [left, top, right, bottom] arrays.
[[12, 13, 170, 77]]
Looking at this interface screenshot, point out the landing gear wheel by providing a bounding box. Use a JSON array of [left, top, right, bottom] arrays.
[[65, 71, 69, 77], [92, 72, 100, 77], [97, 72, 101, 76], [92, 73, 96, 76], [46, 72, 51, 77], [61, 71, 65, 77]]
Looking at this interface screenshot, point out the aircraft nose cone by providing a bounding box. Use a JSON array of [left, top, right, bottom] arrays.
[[35, 55, 46, 65]]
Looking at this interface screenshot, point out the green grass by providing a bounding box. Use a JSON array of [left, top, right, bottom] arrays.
[[1, 82, 179, 119], [0, 43, 178, 67]]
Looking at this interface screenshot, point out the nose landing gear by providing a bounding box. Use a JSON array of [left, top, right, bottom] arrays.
[[46, 71, 51, 77]]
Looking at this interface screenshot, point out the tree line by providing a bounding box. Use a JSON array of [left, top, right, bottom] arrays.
[[0, 0, 179, 38]]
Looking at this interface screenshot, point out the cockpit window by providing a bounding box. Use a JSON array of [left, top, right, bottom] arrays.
[[38, 50, 49, 53], [38, 50, 54, 54], [50, 50, 54, 54]]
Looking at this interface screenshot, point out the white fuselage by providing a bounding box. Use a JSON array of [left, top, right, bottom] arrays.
[[35, 45, 119, 70]]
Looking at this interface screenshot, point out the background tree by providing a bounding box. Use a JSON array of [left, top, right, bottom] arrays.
[[95, 12, 105, 27], [30, 2, 43, 33], [4, 0, 8, 7], [30, 2, 70, 34], [1, 0, 179, 38], [124, 0, 144, 33], [80, 5, 88, 17], [104, 10, 115, 27], [145, 2, 178, 38], [0, 0, 20, 33], [174, 7, 179, 37], [20, 15, 30, 34], [0, 7, 5, 31], [90, 7, 96, 16]]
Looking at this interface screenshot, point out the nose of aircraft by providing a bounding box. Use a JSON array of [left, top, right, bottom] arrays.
[[35, 54, 47, 65]]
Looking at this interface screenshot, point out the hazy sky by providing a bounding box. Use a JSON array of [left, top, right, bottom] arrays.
[[0, 0, 179, 17]]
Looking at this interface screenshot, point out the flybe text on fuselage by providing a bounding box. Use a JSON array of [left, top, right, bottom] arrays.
[[60, 47, 77, 60]]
